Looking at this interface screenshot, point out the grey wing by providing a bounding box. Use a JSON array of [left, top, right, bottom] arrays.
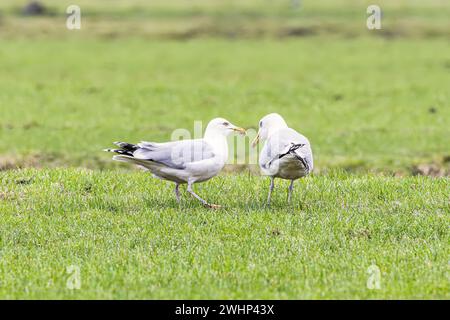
[[294, 143, 313, 172], [259, 140, 280, 169], [259, 129, 313, 172], [133, 139, 215, 169], [259, 135, 292, 169]]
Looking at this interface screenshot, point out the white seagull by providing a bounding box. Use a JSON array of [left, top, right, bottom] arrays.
[[105, 118, 246, 208], [252, 113, 313, 205]]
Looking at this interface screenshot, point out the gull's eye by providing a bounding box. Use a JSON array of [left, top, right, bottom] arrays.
[[222, 121, 229, 126], [259, 121, 263, 128]]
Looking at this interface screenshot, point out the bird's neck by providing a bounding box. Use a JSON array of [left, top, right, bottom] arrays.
[[204, 132, 229, 162], [267, 124, 288, 140]]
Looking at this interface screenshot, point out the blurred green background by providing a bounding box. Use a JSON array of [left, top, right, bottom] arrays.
[[0, 0, 449, 300], [0, 0, 449, 174]]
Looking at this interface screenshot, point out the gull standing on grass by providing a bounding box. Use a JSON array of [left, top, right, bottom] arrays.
[[252, 113, 313, 205], [104, 118, 246, 209]]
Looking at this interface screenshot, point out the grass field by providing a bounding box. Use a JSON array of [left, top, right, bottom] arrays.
[[1, 38, 449, 173], [0, 0, 449, 299], [0, 169, 448, 299]]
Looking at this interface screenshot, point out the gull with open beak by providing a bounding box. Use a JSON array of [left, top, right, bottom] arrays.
[[252, 113, 313, 205], [105, 118, 246, 209]]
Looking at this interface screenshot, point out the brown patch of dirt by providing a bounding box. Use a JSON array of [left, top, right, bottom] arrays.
[[347, 228, 371, 239], [411, 163, 448, 177], [0, 155, 29, 170], [278, 26, 316, 38], [270, 229, 282, 237], [0, 154, 61, 171], [222, 164, 260, 175]]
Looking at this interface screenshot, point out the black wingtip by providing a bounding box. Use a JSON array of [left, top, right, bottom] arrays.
[[113, 141, 138, 152], [103, 148, 134, 156]]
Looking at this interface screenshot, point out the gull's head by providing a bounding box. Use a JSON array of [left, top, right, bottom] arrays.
[[205, 118, 246, 137], [252, 113, 288, 147]]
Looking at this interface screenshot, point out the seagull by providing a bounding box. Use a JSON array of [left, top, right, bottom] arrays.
[[104, 118, 246, 209], [252, 113, 313, 205]]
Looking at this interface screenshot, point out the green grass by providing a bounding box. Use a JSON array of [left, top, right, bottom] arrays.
[[0, 1, 449, 172], [0, 0, 449, 300], [0, 0, 449, 39], [0, 168, 448, 299], [1, 38, 449, 172]]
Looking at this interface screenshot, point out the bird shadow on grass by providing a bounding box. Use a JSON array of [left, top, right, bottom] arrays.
[[142, 195, 222, 211], [139, 182, 308, 211], [142, 195, 306, 213]]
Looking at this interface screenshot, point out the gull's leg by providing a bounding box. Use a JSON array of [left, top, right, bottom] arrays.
[[267, 177, 275, 206], [287, 180, 294, 204], [187, 182, 221, 209], [174, 183, 181, 203]]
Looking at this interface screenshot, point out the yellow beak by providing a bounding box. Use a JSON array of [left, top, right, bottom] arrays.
[[232, 127, 247, 135], [251, 132, 260, 148]]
